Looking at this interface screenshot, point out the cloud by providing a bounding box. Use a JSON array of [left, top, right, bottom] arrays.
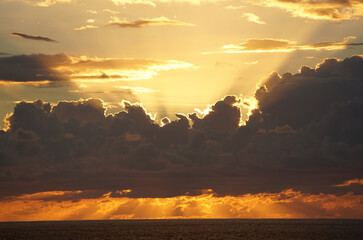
[[15, 0, 71, 7], [0, 54, 70, 84], [189, 95, 241, 134], [206, 36, 363, 54], [51, 98, 106, 124], [0, 53, 194, 86], [75, 16, 194, 31], [73, 25, 99, 31], [243, 13, 266, 24], [250, 56, 363, 130], [10, 32, 57, 42], [0, 189, 361, 221], [248, 0, 363, 21], [14, 0, 224, 7], [266, 124, 297, 134], [87, 10, 97, 14], [0, 55, 362, 202], [110, 0, 223, 7], [67, 56, 195, 82], [237, 55, 363, 183], [226, 5, 245, 10], [108, 16, 195, 28], [73, 19, 99, 31], [334, 179, 363, 187], [103, 9, 120, 14]]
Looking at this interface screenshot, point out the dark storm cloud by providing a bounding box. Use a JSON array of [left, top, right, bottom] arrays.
[[0, 55, 362, 198], [10, 32, 57, 42]]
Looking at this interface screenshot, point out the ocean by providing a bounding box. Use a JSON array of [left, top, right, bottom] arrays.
[[0, 219, 362, 240]]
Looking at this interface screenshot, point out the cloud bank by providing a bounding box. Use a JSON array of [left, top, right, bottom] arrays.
[[0, 55, 362, 204]]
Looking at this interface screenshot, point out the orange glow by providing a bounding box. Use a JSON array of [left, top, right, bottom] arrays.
[[0, 80, 53, 86], [240, 96, 258, 123], [334, 179, 363, 187], [0, 189, 361, 221], [1, 113, 12, 131]]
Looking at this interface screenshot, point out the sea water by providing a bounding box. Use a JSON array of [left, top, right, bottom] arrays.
[[0, 219, 362, 240]]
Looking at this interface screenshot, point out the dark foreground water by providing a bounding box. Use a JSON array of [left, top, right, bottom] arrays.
[[0, 219, 362, 240]]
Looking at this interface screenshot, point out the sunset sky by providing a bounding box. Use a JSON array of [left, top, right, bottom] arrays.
[[0, 0, 363, 221]]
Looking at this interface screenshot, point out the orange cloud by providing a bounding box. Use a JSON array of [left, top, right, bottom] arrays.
[[0, 189, 361, 221], [15, 0, 71, 7], [205, 36, 363, 54], [0, 54, 195, 86], [56, 56, 195, 82], [108, 16, 195, 28], [334, 179, 363, 187], [249, 0, 363, 21]]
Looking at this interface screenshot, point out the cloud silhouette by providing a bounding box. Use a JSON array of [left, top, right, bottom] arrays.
[[10, 32, 57, 42], [189, 95, 241, 135], [0, 55, 362, 199], [0, 54, 70, 84]]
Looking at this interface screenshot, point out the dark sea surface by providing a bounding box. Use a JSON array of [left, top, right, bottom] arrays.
[[0, 219, 362, 240]]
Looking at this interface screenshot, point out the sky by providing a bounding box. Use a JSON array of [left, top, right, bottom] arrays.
[[0, 0, 363, 220]]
